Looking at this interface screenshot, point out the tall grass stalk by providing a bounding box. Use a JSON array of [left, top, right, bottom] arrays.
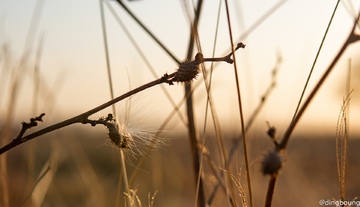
[[19, 164, 51, 207], [114, 0, 180, 65], [68, 138, 106, 206], [183, 1, 236, 206], [292, 0, 341, 120], [184, 1, 207, 206], [1, 1, 45, 205], [27, 34, 45, 206], [196, 0, 238, 205], [224, 0, 253, 206], [99, 1, 130, 206], [103, 0, 187, 125], [1, 47, 31, 207], [336, 91, 352, 203], [207, 54, 281, 206]]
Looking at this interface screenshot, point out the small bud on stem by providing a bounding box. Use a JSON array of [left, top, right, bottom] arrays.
[[169, 42, 245, 84]]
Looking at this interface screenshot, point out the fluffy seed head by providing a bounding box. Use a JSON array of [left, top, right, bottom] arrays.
[[104, 118, 167, 157], [261, 151, 284, 175], [106, 120, 131, 149]]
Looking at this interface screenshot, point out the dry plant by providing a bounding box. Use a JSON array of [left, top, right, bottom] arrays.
[[263, 6, 360, 207], [2, 1, 360, 207], [336, 91, 352, 203], [0, 40, 245, 206]]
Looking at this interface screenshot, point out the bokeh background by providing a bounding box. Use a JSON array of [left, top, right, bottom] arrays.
[[1, 0, 360, 206]]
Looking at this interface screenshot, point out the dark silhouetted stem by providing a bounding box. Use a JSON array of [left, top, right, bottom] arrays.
[[115, 0, 180, 65], [292, 0, 341, 121], [0, 73, 175, 155], [265, 10, 360, 207], [184, 1, 206, 207]]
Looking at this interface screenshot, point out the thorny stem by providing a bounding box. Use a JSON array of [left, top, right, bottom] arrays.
[[16, 113, 45, 140], [0, 73, 175, 155], [0, 45, 244, 155], [265, 11, 360, 207]]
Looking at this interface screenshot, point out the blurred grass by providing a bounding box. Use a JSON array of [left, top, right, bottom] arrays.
[[5, 125, 360, 207]]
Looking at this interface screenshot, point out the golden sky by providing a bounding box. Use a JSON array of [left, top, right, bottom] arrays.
[[1, 0, 360, 136]]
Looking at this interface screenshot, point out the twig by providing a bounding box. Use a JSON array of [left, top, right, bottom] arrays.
[[0, 73, 174, 155], [15, 113, 45, 140], [202, 43, 246, 64], [0, 47, 244, 154]]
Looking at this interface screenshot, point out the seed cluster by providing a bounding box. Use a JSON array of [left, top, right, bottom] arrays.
[[106, 121, 131, 149], [171, 53, 204, 84], [82, 114, 131, 149], [261, 151, 284, 175]]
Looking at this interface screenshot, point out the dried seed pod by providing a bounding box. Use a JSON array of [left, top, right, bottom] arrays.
[[172, 53, 204, 84], [106, 121, 131, 149], [261, 151, 284, 175], [266, 121, 276, 139]]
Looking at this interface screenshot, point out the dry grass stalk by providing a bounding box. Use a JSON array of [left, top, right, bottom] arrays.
[[336, 91, 352, 202], [224, 0, 253, 206], [225, 170, 248, 207]]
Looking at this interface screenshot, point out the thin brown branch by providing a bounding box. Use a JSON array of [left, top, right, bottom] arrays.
[[202, 42, 246, 64], [0, 73, 175, 155], [15, 113, 45, 140], [224, 0, 253, 206]]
